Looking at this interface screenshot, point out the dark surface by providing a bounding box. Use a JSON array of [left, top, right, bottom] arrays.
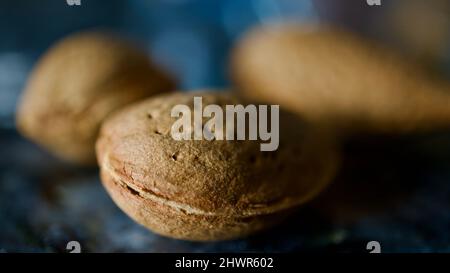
[[1, 128, 449, 253]]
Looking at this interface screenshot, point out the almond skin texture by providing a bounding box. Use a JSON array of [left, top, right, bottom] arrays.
[[231, 25, 450, 134], [16, 31, 175, 165], [96, 91, 339, 241]]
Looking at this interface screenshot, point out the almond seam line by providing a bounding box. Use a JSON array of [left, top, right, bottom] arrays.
[[101, 152, 329, 217]]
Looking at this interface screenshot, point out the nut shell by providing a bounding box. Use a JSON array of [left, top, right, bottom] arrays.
[[231, 25, 450, 133], [96, 91, 339, 241], [16, 31, 175, 165]]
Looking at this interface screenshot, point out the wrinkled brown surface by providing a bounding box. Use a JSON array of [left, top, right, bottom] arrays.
[[16, 32, 175, 165], [231, 25, 450, 134], [96, 91, 339, 240]]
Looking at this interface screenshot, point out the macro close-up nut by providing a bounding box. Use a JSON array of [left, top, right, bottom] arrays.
[[96, 91, 339, 241], [16, 31, 175, 165], [231, 25, 450, 134]]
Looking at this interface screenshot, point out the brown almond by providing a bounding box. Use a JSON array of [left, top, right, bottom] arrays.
[[231, 25, 450, 134], [96, 91, 339, 241], [16, 31, 175, 165]]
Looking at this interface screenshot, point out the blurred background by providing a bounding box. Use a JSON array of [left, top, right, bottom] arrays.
[[1, 0, 450, 252]]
